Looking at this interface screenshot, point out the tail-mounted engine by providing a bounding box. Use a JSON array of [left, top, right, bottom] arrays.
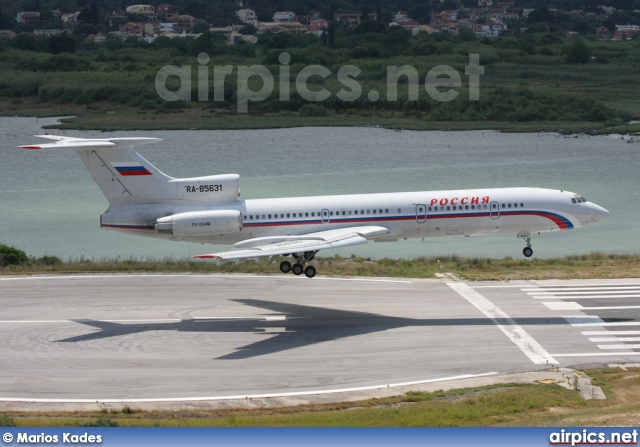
[[155, 210, 242, 236]]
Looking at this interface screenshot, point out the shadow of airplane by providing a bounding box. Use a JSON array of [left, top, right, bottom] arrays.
[[55, 299, 631, 360]]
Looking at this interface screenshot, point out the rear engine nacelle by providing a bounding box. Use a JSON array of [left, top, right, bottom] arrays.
[[155, 210, 242, 237]]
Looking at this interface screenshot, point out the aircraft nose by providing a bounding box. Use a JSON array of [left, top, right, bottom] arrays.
[[589, 203, 610, 224]]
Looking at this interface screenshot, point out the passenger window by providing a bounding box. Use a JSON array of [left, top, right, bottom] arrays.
[[428, 207, 432, 212], [367, 210, 370, 214], [330, 211, 333, 216], [287, 213, 290, 218], [342, 211, 346, 216], [373, 209, 377, 214], [397, 208, 401, 213], [355, 210, 358, 215], [508, 204, 511, 208], [447, 206, 450, 211], [385, 209, 389, 213], [465, 205, 469, 210], [243, 215, 247, 219]]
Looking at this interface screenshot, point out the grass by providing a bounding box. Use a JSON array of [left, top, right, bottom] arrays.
[[3, 253, 639, 281], [7, 368, 640, 426], [0, 97, 634, 133]]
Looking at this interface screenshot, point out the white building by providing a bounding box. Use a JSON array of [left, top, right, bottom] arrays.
[[237, 9, 257, 26], [273, 11, 296, 23], [126, 5, 155, 15]]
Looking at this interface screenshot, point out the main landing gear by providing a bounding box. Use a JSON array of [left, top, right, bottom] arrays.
[[279, 251, 318, 278]]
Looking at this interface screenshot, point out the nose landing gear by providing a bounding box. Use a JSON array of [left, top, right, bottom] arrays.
[[517, 233, 533, 257]]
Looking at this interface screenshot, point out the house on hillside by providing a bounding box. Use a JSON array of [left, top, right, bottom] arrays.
[[157, 4, 176, 18], [273, 11, 296, 23], [17, 12, 40, 25], [336, 12, 377, 26], [237, 9, 257, 26]]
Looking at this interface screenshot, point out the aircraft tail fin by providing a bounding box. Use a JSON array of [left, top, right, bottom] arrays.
[[19, 136, 177, 205]]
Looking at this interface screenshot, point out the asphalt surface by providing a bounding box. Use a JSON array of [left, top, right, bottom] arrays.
[[1, 274, 639, 410]]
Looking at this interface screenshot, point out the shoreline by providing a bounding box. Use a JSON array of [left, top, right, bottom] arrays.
[[3, 99, 640, 134]]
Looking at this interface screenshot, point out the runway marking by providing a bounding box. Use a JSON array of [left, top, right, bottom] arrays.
[[0, 319, 182, 324], [590, 337, 640, 342], [582, 331, 640, 335], [523, 286, 640, 292], [598, 344, 640, 350], [530, 291, 640, 295], [532, 294, 640, 299], [565, 316, 640, 328], [0, 372, 498, 403], [543, 302, 640, 311], [447, 282, 557, 365], [552, 352, 640, 357], [0, 274, 411, 284]]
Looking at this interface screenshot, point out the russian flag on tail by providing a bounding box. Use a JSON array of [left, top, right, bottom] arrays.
[[111, 162, 152, 176]]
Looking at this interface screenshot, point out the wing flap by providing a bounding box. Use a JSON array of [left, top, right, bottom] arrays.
[[194, 226, 390, 260]]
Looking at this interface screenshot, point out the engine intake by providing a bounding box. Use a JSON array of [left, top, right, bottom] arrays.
[[155, 210, 242, 237]]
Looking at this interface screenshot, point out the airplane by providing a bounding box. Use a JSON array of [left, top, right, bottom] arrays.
[[19, 135, 610, 278]]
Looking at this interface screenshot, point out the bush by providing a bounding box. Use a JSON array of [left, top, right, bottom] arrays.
[[0, 413, 17, 427], [80, 417, 119, 427], [0, 245, 28, 266], [299, 103, 330, 116]]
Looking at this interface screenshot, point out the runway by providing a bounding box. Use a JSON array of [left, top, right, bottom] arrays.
[[2, 274, 640, 407]]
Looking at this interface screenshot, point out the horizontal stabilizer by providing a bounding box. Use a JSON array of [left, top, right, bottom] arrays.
[[18, 135, 162, 151]]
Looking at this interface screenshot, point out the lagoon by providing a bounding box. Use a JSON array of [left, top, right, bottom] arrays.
[[0, 117, 637, 261]]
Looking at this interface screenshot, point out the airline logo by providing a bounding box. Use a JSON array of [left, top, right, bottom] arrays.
[[111, 162, 152, 176]]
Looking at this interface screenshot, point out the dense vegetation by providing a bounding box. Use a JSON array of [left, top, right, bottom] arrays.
[[2, 1, 640, 127]]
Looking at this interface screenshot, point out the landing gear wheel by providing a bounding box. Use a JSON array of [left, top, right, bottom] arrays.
[[291, 264, 304, 275], [523, 247, 533, 258], [279, 260, 292, 273], [304, 265, 316, 278]]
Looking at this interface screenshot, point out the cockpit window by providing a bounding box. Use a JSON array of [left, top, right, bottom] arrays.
[[573, 194, 588, 204]]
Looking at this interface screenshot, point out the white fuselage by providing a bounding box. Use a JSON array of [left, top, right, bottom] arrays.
[[101, 187, 609, 245]]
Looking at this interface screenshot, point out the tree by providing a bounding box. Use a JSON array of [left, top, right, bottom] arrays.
[[0, 245, 28, 266], [355, 19, 385, 33], [361, 0, 369, 23], [49, 33, 76, 54], [527, 6, 554, 24], [565, 40, 590, 64], [192, 19, 209, 34], [408, 1, 431, 25]]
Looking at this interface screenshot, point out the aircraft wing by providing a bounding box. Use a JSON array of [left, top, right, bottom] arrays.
[[193, 226, 391, 260]]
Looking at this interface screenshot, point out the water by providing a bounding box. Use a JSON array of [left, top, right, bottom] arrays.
[[0, 117, 637, 261]]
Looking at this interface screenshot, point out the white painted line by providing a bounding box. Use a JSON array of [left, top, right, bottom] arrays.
[[0, 274, 411, 284], [543, 302, 582, 310], [447, 282, 556, 365], [582, 331, 640, 335], [598, 344, 640, 350], [0, 319, 181, 324], [551, 352, 640, 357], [531, 294, 640, 299], [523, 286, 640, 292], [545, 304, 640, 312], [0, 372, 498, 403], [193, 316, 287, 322], [564, 316, 606, 326], [590, 337, 640, 342], [568, 320, 640, 328], [580, 305, 640, 310], [525, 283, 640, 289], [528, 291, 640, 296]]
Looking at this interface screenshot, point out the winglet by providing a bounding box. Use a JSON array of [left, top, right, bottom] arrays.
[[192, 254, 219, 259]]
